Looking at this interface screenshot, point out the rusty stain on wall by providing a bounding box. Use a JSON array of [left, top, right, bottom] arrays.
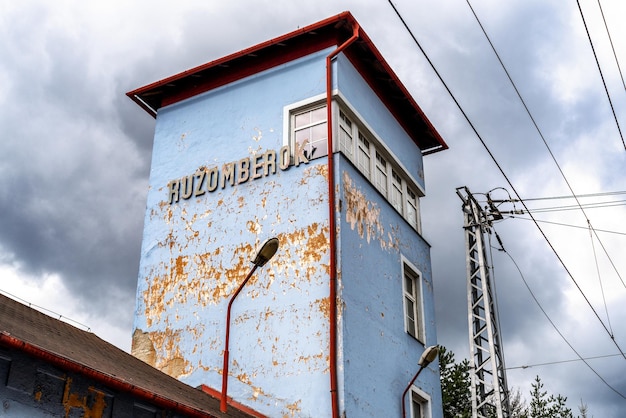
[[342, 171, 398, 251], [62, 378, 108, 418], [285, 400, 302, 418]]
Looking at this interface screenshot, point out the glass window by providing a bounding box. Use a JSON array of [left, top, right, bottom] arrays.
[[403, 265, 424, 342], [406, 188, 418, 230], [391, 170, 404, 215], [339, 110, 354, 159], [357, 133, 371, 179], [411, 390, 430, 418], [374, 152, 388, 197], [293, 105, 327, 160]]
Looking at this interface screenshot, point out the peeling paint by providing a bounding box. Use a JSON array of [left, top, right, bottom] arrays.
[[131, 328, 157, 367], [62, 378, 108, 418], [342, 171, 398, 251]]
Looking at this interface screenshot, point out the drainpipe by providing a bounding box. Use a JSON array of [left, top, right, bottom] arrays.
[[325, 21, 360, 418]]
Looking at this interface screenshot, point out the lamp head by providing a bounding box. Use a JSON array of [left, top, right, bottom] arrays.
[[252, 237, 279, 267], [418, 345, 439, 367]]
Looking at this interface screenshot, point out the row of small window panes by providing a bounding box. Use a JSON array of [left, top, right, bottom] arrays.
[[339, 109, 421, 232]]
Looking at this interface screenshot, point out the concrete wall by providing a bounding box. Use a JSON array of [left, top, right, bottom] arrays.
[[133, 48, 336, 417], [133, 47, 442, 417], [333, 54, 442, 417]]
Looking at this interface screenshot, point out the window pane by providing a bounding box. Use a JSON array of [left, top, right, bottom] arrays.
[[392, 171, 403, 214], [357, 134, 371, 178], [339, 111, 353, 159], [375, 152, 388, 197], [294, 106, 327, 160], [405, 275, 413, 294], [309, 106, 327, 123], [412, 395, 424, 418], [406, 189, 418, 229]]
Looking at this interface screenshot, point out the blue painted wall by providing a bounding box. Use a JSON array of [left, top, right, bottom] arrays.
[[333, 54, 441, 417], [133, 45, 442, 418], [134, 48, 336, 417]]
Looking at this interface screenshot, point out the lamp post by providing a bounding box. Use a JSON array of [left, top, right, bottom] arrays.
[[401, 345, 439, 418], [220, 237, 279, 413]]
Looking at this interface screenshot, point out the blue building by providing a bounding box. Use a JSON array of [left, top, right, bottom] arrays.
[[128, 12, 448, 418]]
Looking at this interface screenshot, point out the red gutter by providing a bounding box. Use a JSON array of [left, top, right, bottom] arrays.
[[0, 332, 224, 418], [326, 21, 360, 418]]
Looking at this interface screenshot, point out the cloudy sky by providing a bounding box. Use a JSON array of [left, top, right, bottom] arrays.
[[1, 0, 625, 415]]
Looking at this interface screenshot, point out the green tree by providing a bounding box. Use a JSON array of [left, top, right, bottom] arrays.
[[438, 345, 471, 418], [528, 376, 573, 418]]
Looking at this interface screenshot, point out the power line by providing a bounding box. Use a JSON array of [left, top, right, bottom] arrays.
[[507, 215, 626, 237], [388, 0, 626, 359], [575, 0, 626, 150], [505, 200, 626, 214], [462, 0, 625, 355], [490, 190, 626, 202], [596, 0, 626, 94], [507, 353, 624, 371], [494, 240, 626, 399]]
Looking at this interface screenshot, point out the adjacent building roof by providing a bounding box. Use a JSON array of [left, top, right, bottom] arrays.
[[0, 293, 258, 418], [127, 11, 448, 155]]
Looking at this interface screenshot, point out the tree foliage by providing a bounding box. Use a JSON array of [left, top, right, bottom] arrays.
[[527, 376, 572, 418], [438, 345, 471, 418], [438, 346, 587, 418]]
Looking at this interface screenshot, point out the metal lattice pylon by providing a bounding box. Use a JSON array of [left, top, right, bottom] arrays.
[[457, 187, 510, 418]]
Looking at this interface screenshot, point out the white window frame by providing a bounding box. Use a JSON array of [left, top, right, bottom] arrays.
[[330, 96, 425, 233], [374, 151, 388, 198], [283, 94, 328, 161], [338, 110, 354, 160], [292, 104, 328, 161], [391, 170, 404, 215], [402, 257, 425, 343], [410, 386, 432, 418], [357, 132, 371, 179]]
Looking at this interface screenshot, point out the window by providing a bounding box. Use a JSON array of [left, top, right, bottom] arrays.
[[338, 110, 354, 160], [406, 188, 419, 231], [391, 170, 404, 215], [293, 105, 327, 160], [403, 263, 424, 342], [287, 100, 425, 233], [374, 152, 388, 197], [410, 389, 431, 418], [357, 133, 371, 178]]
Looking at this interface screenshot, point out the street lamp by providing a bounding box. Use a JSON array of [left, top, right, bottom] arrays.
[[220, 237, 279, 413], [401, 345, 439, 418]]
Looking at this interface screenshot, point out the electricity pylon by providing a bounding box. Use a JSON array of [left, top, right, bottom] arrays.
[[456, 186, 511, 418]]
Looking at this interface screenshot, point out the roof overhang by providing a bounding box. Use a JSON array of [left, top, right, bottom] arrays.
[[127, 11, 448, 155]]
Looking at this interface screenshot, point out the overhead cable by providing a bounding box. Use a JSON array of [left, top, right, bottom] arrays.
[[463, 0, 624, 349], [596, 0, 626, 93], [464, 0, 623, 304], [575, 0, 626, 150], [386, 0, 626, 359], [507, 353, 625, 370], [495, 239, 626, 399]]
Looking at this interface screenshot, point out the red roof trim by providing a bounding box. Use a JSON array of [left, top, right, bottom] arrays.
[[0, 331, 219, 418], [127, 11, 447, 154]]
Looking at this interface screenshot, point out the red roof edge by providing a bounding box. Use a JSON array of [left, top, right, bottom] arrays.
[[126, 11, 447, 155], [0, 331, 220, 418]]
